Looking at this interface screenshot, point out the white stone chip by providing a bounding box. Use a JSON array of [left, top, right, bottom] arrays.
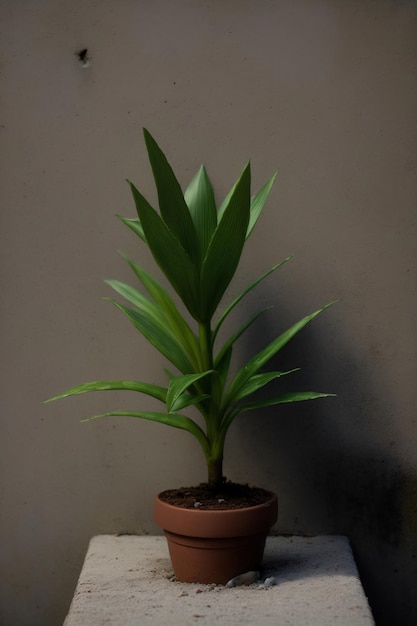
[[226, 571, 259, 587]]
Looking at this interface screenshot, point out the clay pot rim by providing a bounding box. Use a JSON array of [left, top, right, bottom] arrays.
[[154, 490, 278, 539]]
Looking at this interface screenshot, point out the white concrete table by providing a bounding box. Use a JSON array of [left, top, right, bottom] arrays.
[[64, 535, 374, 626]]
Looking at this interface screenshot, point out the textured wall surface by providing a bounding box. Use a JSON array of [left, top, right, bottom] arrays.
[[1, 1, 416, 624]]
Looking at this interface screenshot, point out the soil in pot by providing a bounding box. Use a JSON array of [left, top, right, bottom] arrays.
[[158, 482, 274, 510]]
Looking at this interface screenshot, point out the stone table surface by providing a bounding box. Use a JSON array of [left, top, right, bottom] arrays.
[[64, 535, 375, 626]]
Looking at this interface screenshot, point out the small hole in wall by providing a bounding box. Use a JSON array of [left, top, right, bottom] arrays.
[[76, 48, 90, 68]]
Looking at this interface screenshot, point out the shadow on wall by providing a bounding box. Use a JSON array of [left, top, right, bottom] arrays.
[[230, 293, 417, 626]]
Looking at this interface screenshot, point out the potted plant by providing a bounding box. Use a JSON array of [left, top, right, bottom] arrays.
[[46, 129, 335, 584]]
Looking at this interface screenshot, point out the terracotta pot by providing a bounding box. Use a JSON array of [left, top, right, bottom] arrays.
[[154, 491, 278, 584]]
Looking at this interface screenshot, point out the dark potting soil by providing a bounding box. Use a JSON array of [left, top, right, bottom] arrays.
[[158, 482, 273, 510]]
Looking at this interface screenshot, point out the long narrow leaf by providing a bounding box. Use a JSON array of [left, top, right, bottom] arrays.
[[143, 129, 199, 264], [226, 301, 337, 404], [213, 256, 293, 342], [127, 180, 160, 244], [237, 391, 336, 413], [106, 280, 167, 327], [44, 380, 167, 404], [200, 164, 251, 320], [246, 172, 278, 238], [220, 391, 336, 436], [132, 193, 201, 320], [170, 393, 210, 412], [81, 410, 209, 455], [214, 307, 271, 369], [109, 299, 195, 374], [230, 369, 300, 404], [184, 165, 217, 263], [217, 176, 238, 223], [120, 254, 201, 369], [217, 172, 277, 230], [211, 345, 233, 408], [117, 214, 146, 242], [166, 371, 213, 413], [107, 281, 197, 371]]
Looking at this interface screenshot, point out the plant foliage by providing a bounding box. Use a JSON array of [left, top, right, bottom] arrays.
[[45, 130, 336, 486]]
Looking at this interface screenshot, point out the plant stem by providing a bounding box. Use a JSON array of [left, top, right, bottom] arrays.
[[198, 321, 213, 370], [199, 321, 224, 486], [207, 456, 224, 487]]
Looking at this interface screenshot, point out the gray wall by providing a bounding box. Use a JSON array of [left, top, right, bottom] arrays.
[[1, 1, 416, 624]]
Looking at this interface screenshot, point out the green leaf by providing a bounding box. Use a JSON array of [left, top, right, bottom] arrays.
[[127, 180, 157, 239], [238, 391, 337, 412], [230, 369, 300, 404], [131, 193, 201, 320], [226, 301, 338, 404], [213, 256, 293, 341], [109, 299, 195, 374], [120, 254, 201, 369], [217, 172, 277, 236], [106, 280, 166, 325], [44, 380, 167, 404], [81, 410, 209, 454], [143, 128, 199, 264], [166, 371, 213, 413], [220, 391, 336, 435], [106, 280, 193, 366], [217, 176, 238, 223], [117, 214, 146, 242], [212, 345, 233, 407], [200, 163, 251, 320], [214, 307, 271, 369], [185, 166, 217, 263], [246, 172, 278, 238], [170, 393, 210, 412]]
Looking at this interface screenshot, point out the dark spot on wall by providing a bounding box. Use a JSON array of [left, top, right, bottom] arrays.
[[76, 48, 89, 67]]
